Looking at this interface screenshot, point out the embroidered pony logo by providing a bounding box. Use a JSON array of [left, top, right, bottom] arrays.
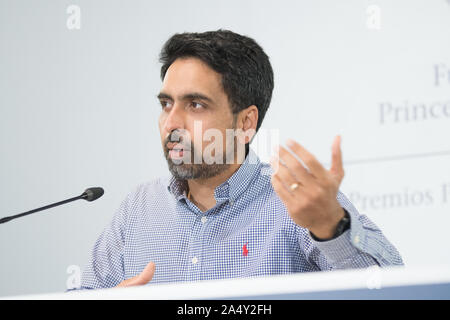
[[242, 242, 249, 256]]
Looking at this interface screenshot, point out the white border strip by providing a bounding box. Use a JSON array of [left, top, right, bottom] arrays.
[[4, 264, 450, 300]]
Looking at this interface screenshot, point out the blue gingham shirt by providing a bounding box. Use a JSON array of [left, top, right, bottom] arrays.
[[77, 148, 403, 289]]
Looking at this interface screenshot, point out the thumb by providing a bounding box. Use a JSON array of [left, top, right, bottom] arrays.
[[137, 261, 156, 284], [116, 261, 155, 287]]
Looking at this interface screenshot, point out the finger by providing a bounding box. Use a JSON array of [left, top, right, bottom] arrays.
[[271, 173, 296, 203], [329, 135, 344, 182], [270, 153, 305, 192], [277, 145, 314, 185], [285, 139, 328, 180]]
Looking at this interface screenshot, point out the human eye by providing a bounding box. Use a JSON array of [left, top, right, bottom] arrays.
[[190, 101, 205, 110], [159, 99, 172, 109]]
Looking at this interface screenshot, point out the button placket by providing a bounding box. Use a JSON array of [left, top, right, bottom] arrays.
[[185, 214, 203, 282]]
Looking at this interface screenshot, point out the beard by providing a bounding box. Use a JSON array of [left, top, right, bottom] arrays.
[[163, 136, 239, 180]]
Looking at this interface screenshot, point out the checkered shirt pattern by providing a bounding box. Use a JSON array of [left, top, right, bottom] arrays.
[[75, 148, 403, 290]]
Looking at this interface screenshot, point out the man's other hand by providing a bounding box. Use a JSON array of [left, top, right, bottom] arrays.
[[115, 261, 156, 287]]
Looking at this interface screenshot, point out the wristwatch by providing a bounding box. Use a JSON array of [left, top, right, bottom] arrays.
[[310, 208, 351, 242]]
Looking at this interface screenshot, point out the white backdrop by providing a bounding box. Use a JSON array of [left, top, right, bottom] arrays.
[[1, 0, 449, 297]]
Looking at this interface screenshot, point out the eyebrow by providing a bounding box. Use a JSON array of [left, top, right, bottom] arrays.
[[157, 92, 215, 104]]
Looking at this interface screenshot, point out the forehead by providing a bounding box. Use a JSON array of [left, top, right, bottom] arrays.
[[161, 57, 225, 99]]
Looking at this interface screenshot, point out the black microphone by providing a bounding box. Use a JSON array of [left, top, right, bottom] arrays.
[[0, 187, 104, 224]]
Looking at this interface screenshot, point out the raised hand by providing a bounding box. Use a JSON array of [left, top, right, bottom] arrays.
[[270, 135, 346, 240]]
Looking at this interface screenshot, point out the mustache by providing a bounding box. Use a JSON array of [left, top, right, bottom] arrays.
[[165, 138, 192, 151]]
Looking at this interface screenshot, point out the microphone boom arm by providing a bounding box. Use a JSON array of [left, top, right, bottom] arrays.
[[0, 187, 103, 224]]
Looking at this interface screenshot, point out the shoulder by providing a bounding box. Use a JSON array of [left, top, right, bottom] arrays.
[[125, 176, 171, 203], [115, 176, 171, 214]]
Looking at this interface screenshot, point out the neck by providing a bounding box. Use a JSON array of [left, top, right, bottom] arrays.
[[187, 162, 241, 213]]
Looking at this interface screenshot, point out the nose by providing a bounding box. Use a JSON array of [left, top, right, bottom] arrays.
[[162, 103, 185, 134]]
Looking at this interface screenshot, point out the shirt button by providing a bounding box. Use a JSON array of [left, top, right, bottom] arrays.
[[191, 257, 198, 264], [201, 216, 207, 224], [354, 235, 360, 244], [229, 200, 234, 206]]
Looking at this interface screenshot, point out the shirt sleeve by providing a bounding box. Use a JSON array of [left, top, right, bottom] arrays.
[[70, 193, 131, 290], [297, 190, 404, 270]]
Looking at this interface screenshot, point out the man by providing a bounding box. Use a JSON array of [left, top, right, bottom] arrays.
[[77, 30, 403, 290]]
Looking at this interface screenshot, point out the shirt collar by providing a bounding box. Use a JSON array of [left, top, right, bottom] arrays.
[[166, 147, 262, 203]]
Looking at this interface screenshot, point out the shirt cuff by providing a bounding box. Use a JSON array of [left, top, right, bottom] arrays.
[[309, 228, 359, 265], [308, 200, 386, 268]]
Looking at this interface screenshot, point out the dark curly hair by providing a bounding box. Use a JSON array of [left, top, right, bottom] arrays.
[[159, 29, 274, 156]]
